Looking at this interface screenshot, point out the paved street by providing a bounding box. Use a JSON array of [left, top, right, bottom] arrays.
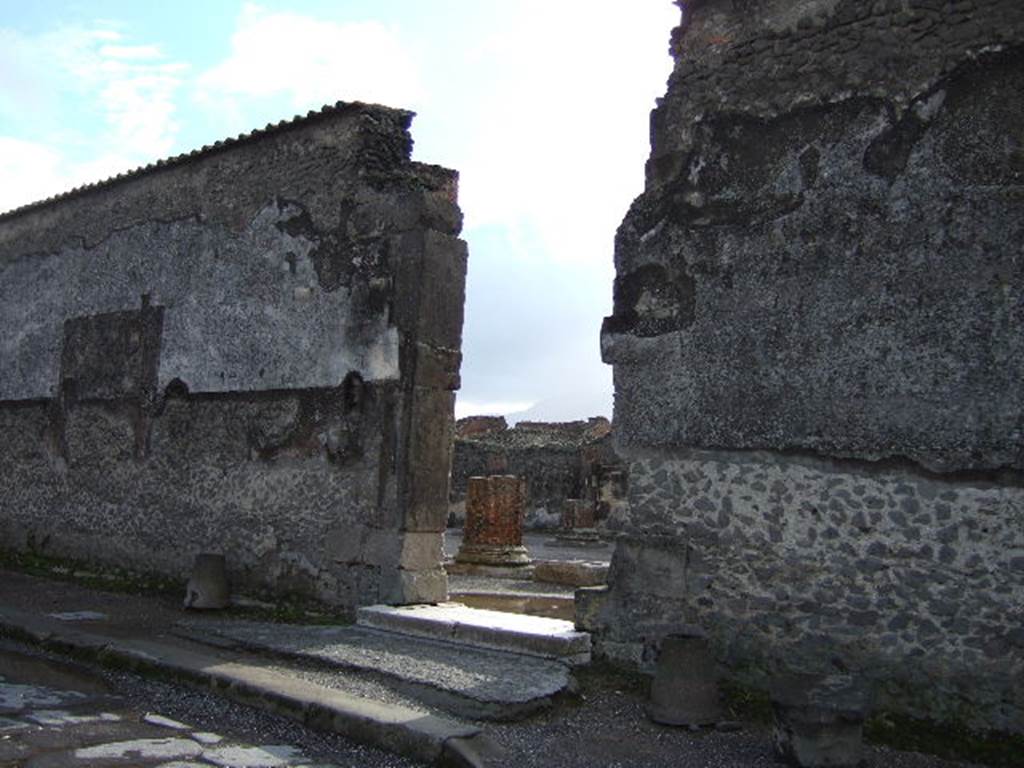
[[0, 568, 998, 768], [0, 640, 417, 768]]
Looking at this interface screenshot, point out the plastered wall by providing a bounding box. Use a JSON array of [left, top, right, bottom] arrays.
[[598, 0, 1024, 732], [0, 102, 467, 610]]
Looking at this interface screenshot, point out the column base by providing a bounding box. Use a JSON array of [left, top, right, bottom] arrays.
[[454, 543, 532, 567]]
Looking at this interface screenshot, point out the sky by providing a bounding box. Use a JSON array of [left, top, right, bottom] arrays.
[[0, 1, 679, 422]]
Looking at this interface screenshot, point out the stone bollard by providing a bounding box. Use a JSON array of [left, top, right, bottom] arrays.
[[455, 475, 531, 567], [646, 632, 723, 726], [771, 674, 870, 768], [184, 553, 229, 610]]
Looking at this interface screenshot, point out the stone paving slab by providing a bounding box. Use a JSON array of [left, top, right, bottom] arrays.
[[0, 606, 497, 766], [357, 603, 591, 665], [176, 619, 572, 721]]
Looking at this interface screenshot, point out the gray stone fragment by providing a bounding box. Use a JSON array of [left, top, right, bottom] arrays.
[[74, 737, 203, 761], [184, 553, 229, 610], [202, 744, 303, 767], [190, 731, 224, 745], [771, 674, 870, 768], [47, 611, 108, 622], [25, 710, 120, 726], [144, 713, 191, 730], [646, 634, 722, 726]]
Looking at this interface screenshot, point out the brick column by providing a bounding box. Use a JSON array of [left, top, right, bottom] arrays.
[[555, 497, 605, 548], [561, 498, 596, 530], [455, 475, 531, 567]]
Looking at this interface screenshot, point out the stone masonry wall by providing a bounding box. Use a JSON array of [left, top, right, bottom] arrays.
[[597, 1, 1024, 733], [0, 102, 467, 611]]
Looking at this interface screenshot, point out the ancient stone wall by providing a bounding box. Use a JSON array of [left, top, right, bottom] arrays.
[[449, 417, 617, 529], [598, 0, 1024, 733], [0, 102, 466, 611]]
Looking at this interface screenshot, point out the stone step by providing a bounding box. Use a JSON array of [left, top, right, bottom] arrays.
[[356, 602, 591, 665], [175, 618, 572, 721], [448, 572, 576, 620], [532, 559, 609, 587], [449, 591, 575, 621]]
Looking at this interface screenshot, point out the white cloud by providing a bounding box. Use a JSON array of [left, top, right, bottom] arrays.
[[58, 29, 185, 160], [99, 44, 163, 60], [98, 66, 184, 158], [430, 2, 678, 421], [0, 138, 66, 213], [0, 24, 187, 212], [452, 3, 677, 266], [195, 4, 422, 125]]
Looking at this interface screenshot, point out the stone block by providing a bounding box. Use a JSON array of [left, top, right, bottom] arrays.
[[574, 585, 610, 632], [357, 602, 590, 663], [381, 567, 448, 605], [534, 560, 608, 587], [771, 674, 870, 768], [419, 231, 468, 349], [398, 532, 444, 571], [646, 634, 722, 726], [599, 640, 647, 670], [390, 230, 467, 350], [403, 387, 455, 532], [184, 553, 229, 610], [411, 343, 462, 391]]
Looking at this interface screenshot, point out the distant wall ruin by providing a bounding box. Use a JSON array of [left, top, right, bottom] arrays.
[[449, 417, 620, 529], [0, 102, 466, 611], [598, 0, 1024, 733]]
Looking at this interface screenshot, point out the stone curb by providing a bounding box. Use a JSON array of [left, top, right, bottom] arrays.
[[358, 604, 591, 665], [0, 607, 500, 767]]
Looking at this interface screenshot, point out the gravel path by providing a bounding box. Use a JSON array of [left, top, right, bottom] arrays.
[[483, 666, 986, 768]]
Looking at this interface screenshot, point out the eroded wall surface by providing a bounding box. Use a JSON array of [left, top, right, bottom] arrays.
[[0, 102, 466, 610], [598, 0, 1024, 732]]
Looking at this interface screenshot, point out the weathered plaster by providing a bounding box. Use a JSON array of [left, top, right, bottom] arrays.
[[600, 0, 1024, 733], [0, 102, 466, 610]]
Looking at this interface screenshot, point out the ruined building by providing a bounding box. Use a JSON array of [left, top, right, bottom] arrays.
[[596, 0, 1024, 734], [448, 416, 621, 529], [0, 103, 466, 610]]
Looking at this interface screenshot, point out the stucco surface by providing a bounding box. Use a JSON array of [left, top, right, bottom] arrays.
[[0, 102, 466, 608], [599, 0, 1024, 733]]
